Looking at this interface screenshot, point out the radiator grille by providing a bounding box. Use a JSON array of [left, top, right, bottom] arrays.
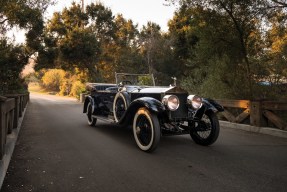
[[168, 93, 188, 120]]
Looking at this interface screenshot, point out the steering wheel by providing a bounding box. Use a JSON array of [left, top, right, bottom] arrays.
[[119, 80, 132, 86]]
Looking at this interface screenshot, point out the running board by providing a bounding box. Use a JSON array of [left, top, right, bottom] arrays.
[[92, 115, 115, 124]]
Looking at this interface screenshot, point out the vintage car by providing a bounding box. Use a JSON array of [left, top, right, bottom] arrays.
[[83, 73, 224, 152]]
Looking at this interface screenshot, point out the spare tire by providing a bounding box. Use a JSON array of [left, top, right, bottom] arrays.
[[113, 92, 129, 122]]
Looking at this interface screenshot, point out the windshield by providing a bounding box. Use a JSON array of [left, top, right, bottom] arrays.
[[115, 73, 155, 86]]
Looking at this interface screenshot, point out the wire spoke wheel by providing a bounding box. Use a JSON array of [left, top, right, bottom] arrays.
[[190, 111, 219, 146], [136, 115, 153, 146], [133, 108, 160, 152], [196, 114, 212, 139]]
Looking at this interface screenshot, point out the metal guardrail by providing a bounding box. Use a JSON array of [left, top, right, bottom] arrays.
[[0, 93, 29, 160], [216, 100, 287, 131]]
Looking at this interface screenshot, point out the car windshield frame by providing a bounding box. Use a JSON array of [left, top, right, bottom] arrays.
[[115, 73, 156, 86]]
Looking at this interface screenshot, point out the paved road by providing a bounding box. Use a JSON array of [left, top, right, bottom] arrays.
[[1, 93, 287, 192]]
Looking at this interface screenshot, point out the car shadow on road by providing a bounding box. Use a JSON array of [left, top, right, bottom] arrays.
[[86, 120, 136, 147], [83, 119, 207, 153]]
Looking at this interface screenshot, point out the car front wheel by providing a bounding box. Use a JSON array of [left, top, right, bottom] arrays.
[[87, 102, 97, 126], [133, 107, 160, 152], [190, 111, 220, 146]]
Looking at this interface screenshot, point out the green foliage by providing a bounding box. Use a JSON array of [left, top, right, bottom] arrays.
[[59, 28, 100, 68], [0, 0, 51, 32], [168, 0, 287, 100], [137, 76, 154, 86], [0, 0, 50, 54], [3, 0, 286, 101], [38, 2, 120, 82], [139, 22, 181, 86], [113, 15, 140, 70], [0, 0, 53, 94], [0, 38, 28, 94]]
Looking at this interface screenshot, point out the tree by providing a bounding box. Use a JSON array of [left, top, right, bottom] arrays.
[[94, 13, 141, 82], [38, 2, 129, 82], [257, 11, 287, 98], [168, 6, 249, 98], [166, 0, 287, 99], [112, 14, 143, 75], [268, 0, 287, 8], [0, 0, 51, 33], [140, 22, 162, 74], [0, 0, 53, 94], [138, 22, 179, 85], [0, 39, 28, 93]]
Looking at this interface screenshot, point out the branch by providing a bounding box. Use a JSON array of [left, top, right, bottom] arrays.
[[218, 1, 243, 36], [218, 0, 253, 97], [0, 18, 9, 25], [266, 5, 287, 9], [271, 0, 287, 7]]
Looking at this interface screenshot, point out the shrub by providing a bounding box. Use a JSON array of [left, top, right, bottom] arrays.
[[69, 81, 86, 99], [42, 69, 66, 92]]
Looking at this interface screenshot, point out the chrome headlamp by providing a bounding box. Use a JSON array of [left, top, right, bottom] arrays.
[[162, 95, 180, 111], [187, 95, 202, 109]]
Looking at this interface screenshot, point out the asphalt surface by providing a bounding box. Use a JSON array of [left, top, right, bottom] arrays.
[[1, 93, 287, 192]]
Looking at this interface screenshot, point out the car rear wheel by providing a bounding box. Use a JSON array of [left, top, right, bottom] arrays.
[[190, 111, 219, 146], [87, 102, 97, 126], [133, 108, 160, 152]]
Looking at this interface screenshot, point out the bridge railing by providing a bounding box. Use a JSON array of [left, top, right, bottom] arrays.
[[216, 100, 287, 131], [0, 93, 29, 159]]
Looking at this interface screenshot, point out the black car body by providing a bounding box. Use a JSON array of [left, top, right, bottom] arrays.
[[83, 73, 224, 152]]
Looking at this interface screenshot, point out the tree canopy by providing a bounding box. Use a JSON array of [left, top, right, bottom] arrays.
[[166, 0, 287, 99], [1, 0, 287, 100], [0, 0, 54, 94]]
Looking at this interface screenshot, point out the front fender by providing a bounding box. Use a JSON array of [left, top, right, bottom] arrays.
[[83, 96, 94, 113], [194, 99, 224, 119], [130, 97, 166, 113], [119, 97, 165, 125], [203, 98, 224, 113]]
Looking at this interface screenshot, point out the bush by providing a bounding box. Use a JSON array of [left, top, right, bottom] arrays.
[[69, 81, 86, 99], [41, 69, 66, 92]]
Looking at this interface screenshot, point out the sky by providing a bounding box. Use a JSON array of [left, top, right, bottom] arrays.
[[47, 0, 176, 31]]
